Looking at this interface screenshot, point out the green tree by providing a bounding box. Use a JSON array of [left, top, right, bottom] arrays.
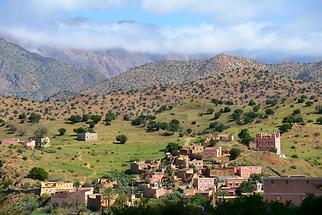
[[106, 112, 117, 122], [115, 134, 128, 144], [166, 142, 181, 156], [316, 105, 322, 114], [214, 111, 222, 120], [123, 114, 130, 121], [206, 108, 214, 114], [238, 129, 253, 146], [82, 114, 91, 122], [90, 115, 102, 124], [73, 127, 87, 134], [68, 115, 82, 123], [27, 167, 48, 181], [168, 119, 180, 134], [58, 128, 67, 136], [265, 108, 274, 115], [292, 109, 301, 115], [317, 117, 322, 125], [236, 181, 256, 195], [29, 113, 41, 123], [34, 127, 48, 138], [18, 113, 26, 122], [229, 148, 241, 160]]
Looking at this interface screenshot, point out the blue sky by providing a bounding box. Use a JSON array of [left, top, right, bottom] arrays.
[[0, 0, 321, 59]]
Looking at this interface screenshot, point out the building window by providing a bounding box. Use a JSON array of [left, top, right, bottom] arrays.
[[276, 195, 281, 201]]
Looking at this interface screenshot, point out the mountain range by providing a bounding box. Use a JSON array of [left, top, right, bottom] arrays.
[[0, 37, 321, 101], [86, 54, 322, 95]]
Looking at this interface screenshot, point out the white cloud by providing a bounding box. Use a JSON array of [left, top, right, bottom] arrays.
[[0, 0, 321, 59], [2, 21, 322, 57]]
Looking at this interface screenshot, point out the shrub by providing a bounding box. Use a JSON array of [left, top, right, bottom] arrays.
[[265, 108, 274, 115], [315, 105, 322, 114], [58, 128, 67, 136], [206, 108, 214, 115], [291, 154, 298, 158], [317, 117, 322, 125], [28, 167, 48, 181], [115, 134, 128, 144], [214, 112, 222, 120], [73, 127, 87, 134], [292, 109, 301, 115]]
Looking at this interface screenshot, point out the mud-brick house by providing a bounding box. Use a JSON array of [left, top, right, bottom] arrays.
[[203, 147, 222, 160], [255, 132, 281, 155]]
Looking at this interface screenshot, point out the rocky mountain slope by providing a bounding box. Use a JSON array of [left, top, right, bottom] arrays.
[[0, 38, 106, 100], [38, 47, 193, 78], [86, 54, 322, 95]]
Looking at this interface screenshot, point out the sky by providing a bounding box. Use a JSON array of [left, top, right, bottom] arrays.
[[0, 0, 322, 60]]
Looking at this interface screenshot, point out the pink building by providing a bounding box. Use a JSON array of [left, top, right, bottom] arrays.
[[51, 187, 94, 206], [264, 177, 322, 205], [144, 172, 164, 184], [2, 138, 20, 145], [192, 177, 215, 191], [203, 147, 222, 160], [22, 140, 36, 149], [234, 166, 262, 179], [255, 132, 281, 155], [141, 184, 171, 198]]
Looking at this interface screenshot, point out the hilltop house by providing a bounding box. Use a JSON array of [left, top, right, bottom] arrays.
[[255, 132, 281, 155], [263, 176, 322, 205], [77, 132, 98, 141]]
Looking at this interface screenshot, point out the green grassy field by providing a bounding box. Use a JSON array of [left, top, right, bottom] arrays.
[[0, 98, 321, 182]]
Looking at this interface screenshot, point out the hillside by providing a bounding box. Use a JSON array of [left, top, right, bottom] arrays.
[[0, 38, 106, 100], [1, 67, 320, 121], [86, 54, 322, 95], [39, 47, 193, 78]]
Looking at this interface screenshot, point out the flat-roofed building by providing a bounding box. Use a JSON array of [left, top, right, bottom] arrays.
[[263, 177, 322, 205], [40, 181, 74, 196]]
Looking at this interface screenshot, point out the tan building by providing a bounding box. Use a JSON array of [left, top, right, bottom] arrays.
[[264, 177, 322, 205], [77, 133, 98, 141], [35, 137, 50, 147], [40, 181, 74, 196], [205, 134, 234, 143]]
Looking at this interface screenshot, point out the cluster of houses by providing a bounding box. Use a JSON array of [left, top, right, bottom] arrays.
[[128, 142, 263, 202], [1, 137, 50, 149], [2, 132, 321, 210]]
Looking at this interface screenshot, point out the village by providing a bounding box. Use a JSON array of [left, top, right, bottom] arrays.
[[3, 131, 320, 212]]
